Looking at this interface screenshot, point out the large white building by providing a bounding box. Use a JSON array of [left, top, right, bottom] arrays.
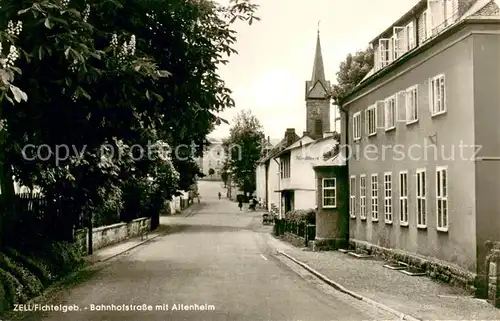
[[197, 137, 226, 180]]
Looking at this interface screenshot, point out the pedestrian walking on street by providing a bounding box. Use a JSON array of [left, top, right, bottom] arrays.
[[238, 199, 243, 211], [218, 192, 221, 200]]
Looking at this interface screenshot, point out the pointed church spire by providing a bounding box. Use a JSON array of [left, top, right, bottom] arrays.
[[311, 23, 325, 84]]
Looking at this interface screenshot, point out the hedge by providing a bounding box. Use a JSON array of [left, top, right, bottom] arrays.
[[284, 208, 316, 224]]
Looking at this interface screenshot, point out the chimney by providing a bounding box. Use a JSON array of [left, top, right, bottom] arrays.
[[267, 136, 270, 144], [285, 128, 296, 147]]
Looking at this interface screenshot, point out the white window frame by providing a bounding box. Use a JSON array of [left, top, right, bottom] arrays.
[[378, 38, 391, 68], [353, 112, 361, 141], [322, 178, 336, 208], [429, 74, 446, 116], [365, 105, 377, 136], [371, 174, 379, 221], [406, 85, 418, 124], [436, 166, 448, 232], [406, 21, 415, 49], [384, 95, 396, 131], [422, 10, 429, 41], [350, 175, 356, 218], [384, 172, 393, 224], [399, 171, 409, 226], [416, 168, 427, 229], [360, 174, 367, 220]]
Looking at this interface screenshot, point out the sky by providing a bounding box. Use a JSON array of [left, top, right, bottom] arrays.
[[210, 0, 420, 140]]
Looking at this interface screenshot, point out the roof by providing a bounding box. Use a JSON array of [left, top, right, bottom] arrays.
[[313, 150, 347, 168], [370, 0, 426, 45], [345, 3, 500, 105], [257, 132, 300, 164], [273, 134, 338, 159]]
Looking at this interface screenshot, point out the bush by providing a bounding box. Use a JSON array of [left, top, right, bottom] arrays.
[[27, 242, 85, 280], [3, 248, 53, 286], [0, 268, 28, 307], [0, 253, 42, 298], [284, 209, 316, 224]]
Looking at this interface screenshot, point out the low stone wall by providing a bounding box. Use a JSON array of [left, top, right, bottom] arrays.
[[280, 233, 314, 249], [349, 239, 477, 293], [75, 217, 151, 254]]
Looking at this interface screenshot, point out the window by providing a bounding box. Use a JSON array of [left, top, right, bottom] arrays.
[[430, 74, 446, 115], [406, 21, 415, 49], [378, 38, 391, 68], [217, 151, 220, 156], [399, 171, 408, 226], [436, 166, 448, 231], [322, 178, 336, 208], [315, 119, 323, 137], [360, 175, 367, 220], [280, 156, 291, 179], [384, 172, 392, 223], [406, 85, 418, 124], [353, 112, 361, 141], [350, 176, 356, 218], [365, 105, 377, 136], [416, 169, 427, 228], [384, 95, 396, 130], [371, 174, 379, 221], [209, 160, 212, 166], [422, 10, 428, 40]]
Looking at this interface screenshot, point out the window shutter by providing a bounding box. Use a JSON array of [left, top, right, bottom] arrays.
[[374, 45, 380, 70], [396, 91, 406, 122], [365, 109, 369, 135], [408, 21, 415, 49], [376, 101, 385, 129], [428, 79, 434, 115]]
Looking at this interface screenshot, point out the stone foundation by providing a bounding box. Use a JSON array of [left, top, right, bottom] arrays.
[[484, 241, 500, 307], [349, 239, 477, 293], [313, 237, 347, 251]]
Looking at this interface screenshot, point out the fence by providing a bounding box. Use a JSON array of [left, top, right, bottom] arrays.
[[0, 192, 85, 247], [274, 219, 316, 246]]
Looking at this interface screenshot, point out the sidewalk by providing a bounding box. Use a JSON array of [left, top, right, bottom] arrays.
[[267, 236, 500, 321]]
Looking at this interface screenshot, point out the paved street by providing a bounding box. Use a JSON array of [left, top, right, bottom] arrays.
[[26, 181, 396, 321]]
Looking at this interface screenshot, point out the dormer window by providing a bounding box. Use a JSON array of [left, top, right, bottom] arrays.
[[428, 0, 456, 36]]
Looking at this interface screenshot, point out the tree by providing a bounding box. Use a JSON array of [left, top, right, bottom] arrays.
[[221, 170, 228, 187], [208, 168, 215, 176], [223, 109, 263, 196], [329, 47, 374, 106], [0, 0, 259, 247]]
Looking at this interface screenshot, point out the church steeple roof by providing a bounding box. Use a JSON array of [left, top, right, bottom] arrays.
[[310, 29, 325, 84]]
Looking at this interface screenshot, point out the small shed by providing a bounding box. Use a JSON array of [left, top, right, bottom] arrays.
[[312, 151, 349, 251]]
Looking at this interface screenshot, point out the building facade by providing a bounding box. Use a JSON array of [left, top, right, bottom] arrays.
[[342, 0, 500, 275], [197, 137, 226, 180]]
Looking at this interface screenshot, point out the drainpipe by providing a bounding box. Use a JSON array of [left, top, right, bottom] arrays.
[[273, 158, 282, 219], [339, 104, 349, 243]]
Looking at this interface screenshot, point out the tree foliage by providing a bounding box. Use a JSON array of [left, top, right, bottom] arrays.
[[0, 0, 259, 245], [208, 168, 215, 176], [329, 47, 374, 106], [223, 109, 262, 196]]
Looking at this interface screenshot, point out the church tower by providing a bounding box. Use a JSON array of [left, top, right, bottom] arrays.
[[305, 29, 330, 140]]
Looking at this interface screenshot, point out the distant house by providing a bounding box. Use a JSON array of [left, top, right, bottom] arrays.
[[340, 0, 500, 281], [274, 133, 338, 214], [196, 137, 226, 180]]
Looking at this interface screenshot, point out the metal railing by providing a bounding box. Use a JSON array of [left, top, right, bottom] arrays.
[[274, 219, 316, 246]]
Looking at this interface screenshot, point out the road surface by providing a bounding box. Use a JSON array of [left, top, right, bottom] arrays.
[[22, 181, 396, 321]]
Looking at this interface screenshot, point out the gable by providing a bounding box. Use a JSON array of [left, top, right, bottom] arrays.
[[306, 81, 327, 99]]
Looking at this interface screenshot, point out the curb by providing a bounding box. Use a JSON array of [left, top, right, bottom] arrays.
[[277, 250, 422, 321], [93, 231, 168, 263]]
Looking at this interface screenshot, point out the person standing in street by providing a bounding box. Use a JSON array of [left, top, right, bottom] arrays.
[[218, 192, 221, 200], [238, 199, 243, 211]]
